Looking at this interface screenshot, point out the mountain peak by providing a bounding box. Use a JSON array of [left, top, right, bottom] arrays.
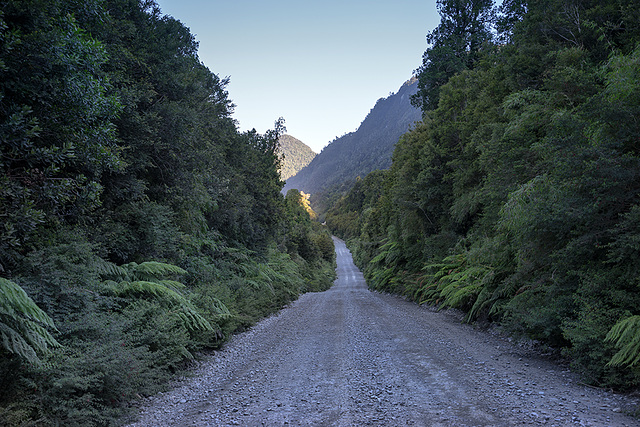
[[283, 78, 421, 198], [277, 135, 316, 181]]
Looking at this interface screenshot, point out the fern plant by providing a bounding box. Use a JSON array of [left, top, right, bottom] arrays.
[[368, 240, 401, 291], [415, 253, 492, 317], [605, 315, 640, 367], [100, 261, 217, 333], [0, 278, 59, 364]]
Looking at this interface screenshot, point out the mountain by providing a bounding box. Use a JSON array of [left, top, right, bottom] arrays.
[[283, 77, 421, 201], [278, 134, 316, 181]]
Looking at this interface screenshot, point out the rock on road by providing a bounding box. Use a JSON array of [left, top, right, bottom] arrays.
[[131, 237, 639, 426]]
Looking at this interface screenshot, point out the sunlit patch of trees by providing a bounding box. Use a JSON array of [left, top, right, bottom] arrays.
[[277, 134, 316, 181]]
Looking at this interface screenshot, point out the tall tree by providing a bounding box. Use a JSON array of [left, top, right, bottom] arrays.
[[413, 0, 494, 112]]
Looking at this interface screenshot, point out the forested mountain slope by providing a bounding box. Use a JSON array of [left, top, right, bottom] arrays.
[[283, 78, 420, 200], [326, 0, 640, 391], [0, 1, 335, 425], [277, 134, 316, 181]]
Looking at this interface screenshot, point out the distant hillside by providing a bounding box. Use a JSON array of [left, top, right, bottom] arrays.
[[278, 134, 316, 181], [283, 78, 420, 202]]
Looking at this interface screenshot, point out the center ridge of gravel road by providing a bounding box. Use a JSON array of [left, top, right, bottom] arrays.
[[129, 237, 639, 426]]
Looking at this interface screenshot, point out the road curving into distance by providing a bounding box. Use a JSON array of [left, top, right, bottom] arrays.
[[130, 237, 639, 426]]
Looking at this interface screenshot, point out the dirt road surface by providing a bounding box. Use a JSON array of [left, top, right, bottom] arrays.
[[130, 237, 639, 426]]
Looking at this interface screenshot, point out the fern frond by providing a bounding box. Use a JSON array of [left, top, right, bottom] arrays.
[[0, 278, 59, 364], [0, 322, 39, 364], [245, 279, 275, 294], [467, 286, 493, 321], [415, 253, 491, 313], [111, 280, 182, 300], [175, 310, 214, 335], [108, 280, 214, 332], [442, 284, 482, 309], [0, 279, 56, 328], [371, 267, 395, 290], [208, 297, 232, 319], [158, 280, 187, 290], [416, 282, 440, 304], [256, 264, 277, 284], [605, 315, 640, 367], [123, 261, 187, 282], [370, 251, 388, 265], [94, 258, 127, 281], [370, 240, 399, 266]]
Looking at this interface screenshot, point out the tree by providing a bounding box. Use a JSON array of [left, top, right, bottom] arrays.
[[413, 0, 495, 111], [0, 0, 121, 266], [101, 261, 217, 334]]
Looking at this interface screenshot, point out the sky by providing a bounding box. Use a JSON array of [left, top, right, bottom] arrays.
[[154, 0, 440, 153]]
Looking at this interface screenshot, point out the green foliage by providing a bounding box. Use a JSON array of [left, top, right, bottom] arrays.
[[0, 0, 337, 424], [606, 316, 640, 368], [325, 170, 388, 240], [413, 0, 495, 111], [0, 0, 122, 268], [281, 189, 336, 293], [326, 0, 640, 390], [35, 299, 200, 426], [103, 260, 215, 334], [0, 278, 59, 365], [415, 254, 490, 313]]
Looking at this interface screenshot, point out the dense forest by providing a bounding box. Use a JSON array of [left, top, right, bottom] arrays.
[[277, 134, 316, 181], [326, 0, 640, 390], [0, 0, 335, 425], [283, 78, 421, 215]]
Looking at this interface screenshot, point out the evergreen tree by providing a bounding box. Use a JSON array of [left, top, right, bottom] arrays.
[[413, 0, 495, 111]]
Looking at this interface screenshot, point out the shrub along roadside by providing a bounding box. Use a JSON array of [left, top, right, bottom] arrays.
[[0, 215, 335, 426]]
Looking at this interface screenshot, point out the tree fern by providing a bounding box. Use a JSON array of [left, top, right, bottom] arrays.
[[605, 315, 640, 367], [94, 258, 127, 280], [158, 279, 187, 290], [110, 280, 182, 300], [370, 240, 400, 266], [371, 267, 395, 291], [467, 277, 518, 322], [0, 278, 59, 364], [121, 261, 188, 282], [415, 254, 464, 304], [415, 253, 492, 314], [440, 266, 490, 308], [100, 261, 217, 333], [467, 285, 493, 321], [232, 248, 303, 297], [108, 280, 214, 333], [442, 283, 482, 309], [202, 295, 232, 319]]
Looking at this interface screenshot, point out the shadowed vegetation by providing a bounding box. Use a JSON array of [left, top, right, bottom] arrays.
[[0, 0, 334, 424]]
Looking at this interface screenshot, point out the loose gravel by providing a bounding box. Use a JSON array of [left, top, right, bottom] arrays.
[[129, 237, 639, 426]]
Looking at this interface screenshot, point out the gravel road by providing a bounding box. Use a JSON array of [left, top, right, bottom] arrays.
[[130, 237, 639, 426]]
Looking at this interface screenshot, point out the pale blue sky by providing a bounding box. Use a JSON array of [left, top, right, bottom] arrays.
[[154, 0, 439, 152]]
